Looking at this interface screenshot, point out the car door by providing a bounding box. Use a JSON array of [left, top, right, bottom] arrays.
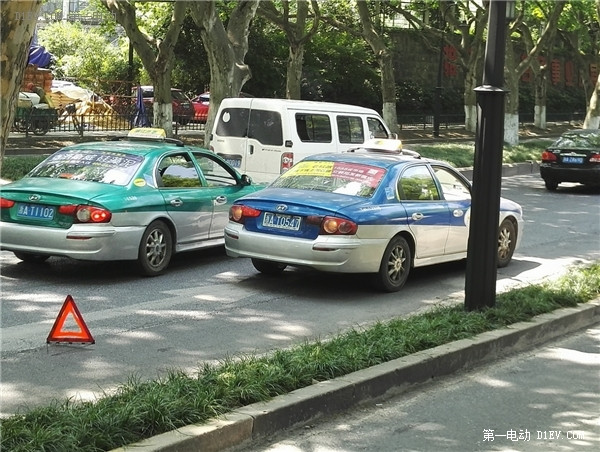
[[191, 151, 247, 239], [157, 152, 213, 246], [431, 165, 472, 255], [397, 164, 450, 259]]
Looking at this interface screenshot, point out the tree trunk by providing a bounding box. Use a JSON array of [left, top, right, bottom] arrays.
[[189, 1, 259, 146], [583, 66, 600, 129], [287, 44, 304, 99], [0, 0, 42, 169], [101, 0, 186, 137], [504, 38, 520, 146], [356, 1, 399, 135]]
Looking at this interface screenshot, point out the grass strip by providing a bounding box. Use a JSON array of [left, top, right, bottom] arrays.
[[1, 261, 598, 452]]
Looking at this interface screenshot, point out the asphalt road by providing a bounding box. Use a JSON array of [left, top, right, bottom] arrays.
[[1, 175, 599, 418]]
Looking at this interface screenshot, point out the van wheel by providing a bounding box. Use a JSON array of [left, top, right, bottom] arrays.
[[252, 258, 287, 275], [372, 236, 411, 292], [138, 221, 172, 276]]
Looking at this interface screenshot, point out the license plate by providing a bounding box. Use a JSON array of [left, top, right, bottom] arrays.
[[262, 212, 301, 231], [562, 156, 584, 164], [16, 203, 56, 220], [225, 158, 241, 168]]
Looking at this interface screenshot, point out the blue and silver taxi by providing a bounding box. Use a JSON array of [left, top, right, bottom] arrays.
[[225, 143, 523, 291], [0, 129, 264, 275]]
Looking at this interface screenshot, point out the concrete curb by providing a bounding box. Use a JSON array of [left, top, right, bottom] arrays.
[[112, 299, 600, 452]]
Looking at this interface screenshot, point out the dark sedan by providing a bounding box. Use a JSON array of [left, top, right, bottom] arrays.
[[540, 129, 600, 190]]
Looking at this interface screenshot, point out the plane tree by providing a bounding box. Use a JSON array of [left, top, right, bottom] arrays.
[[0, 0, 43, 167], [257, 0, 321, 100], [188, 0, 259, 145], [99, 0, 186, 137]]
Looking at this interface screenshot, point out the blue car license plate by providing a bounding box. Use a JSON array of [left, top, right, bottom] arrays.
[[562, 156, 584, 164], [263, 212, 301, 231], [16, 203, 56, 221]]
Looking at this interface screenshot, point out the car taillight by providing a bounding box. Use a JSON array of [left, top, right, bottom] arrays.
[[58, 205, 112, 223], [320, 216, 358, 235], [541, 150, 557, 162], [229, 204, 261, 223], [590, 153, 600, 163], [0, 197, 15, 208], [281, 152, 294, 173]]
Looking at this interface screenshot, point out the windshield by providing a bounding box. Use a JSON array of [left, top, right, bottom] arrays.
[[271, 160, 386, 198], [28, 149, 144, 186]]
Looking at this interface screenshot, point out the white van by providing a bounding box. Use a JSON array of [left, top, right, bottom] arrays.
[[209, 98, 395, 183]]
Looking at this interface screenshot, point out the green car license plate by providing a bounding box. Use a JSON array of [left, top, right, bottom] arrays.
[[16, 203, 56, 221], [262, 212, 301, 231]]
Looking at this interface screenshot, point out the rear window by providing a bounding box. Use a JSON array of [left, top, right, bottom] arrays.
[[28, 149, 144, 186], [553, 132, 600, 149], [216, 107, 283, 146], [272, 160, 386, 198], [171, 91, 189, 101]]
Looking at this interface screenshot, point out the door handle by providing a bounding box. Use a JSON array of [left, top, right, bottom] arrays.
[[411, 213, 424, 221], [249, 144, 254, 155], [170, 199, 183, 207], [214, 195, 227, 205]]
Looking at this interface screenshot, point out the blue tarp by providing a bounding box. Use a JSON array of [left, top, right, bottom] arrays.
[[133, 85, 151, 127], [28, 45, 53, 68]]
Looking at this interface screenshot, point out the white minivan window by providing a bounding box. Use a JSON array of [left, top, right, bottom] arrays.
[[295, 113, 332, 143], [337, 115, 364, 144], [216, 107, 283, 146]]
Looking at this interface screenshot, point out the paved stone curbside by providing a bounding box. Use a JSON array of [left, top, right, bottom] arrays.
[[112, 299, 600, 452]]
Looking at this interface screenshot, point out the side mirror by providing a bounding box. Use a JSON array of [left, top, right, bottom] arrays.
[[240, 174, 252, 186]]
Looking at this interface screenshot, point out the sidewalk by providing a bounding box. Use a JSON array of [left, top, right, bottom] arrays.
[[240, 325, 600, 452], [111, 300, 600, 452]]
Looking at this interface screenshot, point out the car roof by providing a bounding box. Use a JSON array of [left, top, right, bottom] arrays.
[[58, 138, 204, 157], [302, 151, 440, 170]]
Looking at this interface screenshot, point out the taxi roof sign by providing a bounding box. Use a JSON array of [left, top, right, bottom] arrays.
[[128, 128, 166, 140], [363, 138, 403, 151]]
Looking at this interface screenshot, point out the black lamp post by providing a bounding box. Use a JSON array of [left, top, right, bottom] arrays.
[[464, 0, 515, 311]]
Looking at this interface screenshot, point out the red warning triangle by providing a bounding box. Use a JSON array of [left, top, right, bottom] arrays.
[[47, 295, 95, 344]]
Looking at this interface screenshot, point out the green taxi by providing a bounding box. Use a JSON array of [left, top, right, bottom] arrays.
[[0, 129, 264, 275]]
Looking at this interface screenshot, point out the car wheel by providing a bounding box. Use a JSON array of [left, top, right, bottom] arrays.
[[497, 219, 516, 268], [251, 258, 287, 275], [13, 252, 50, 263], [373, 236, 411, 292], [544, 179, 559, 191], [137, 221, 172, 276]]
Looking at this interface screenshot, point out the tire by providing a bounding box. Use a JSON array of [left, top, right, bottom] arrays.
[[137, 221, 172, 276], [497, 219, 516, 268], [372, 236, 411, 292], [251, 258, 287, 275], [13, 252, 50, 263], [544, 179, 559, 191]]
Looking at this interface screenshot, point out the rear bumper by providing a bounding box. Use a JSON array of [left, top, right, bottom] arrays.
[[0, 222, 145, 261], [540, 164, 600, 185], [224, 223, 387, 273]]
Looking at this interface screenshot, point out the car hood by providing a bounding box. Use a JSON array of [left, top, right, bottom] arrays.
[[236, 187, 365, 216], [1, 177, 129, 205]]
